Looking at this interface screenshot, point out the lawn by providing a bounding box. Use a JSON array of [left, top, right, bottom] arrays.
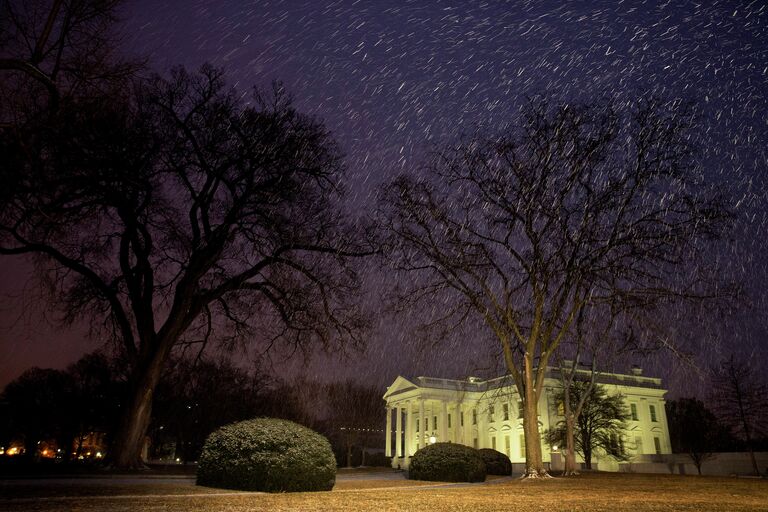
[[1, 472, 766, 511]]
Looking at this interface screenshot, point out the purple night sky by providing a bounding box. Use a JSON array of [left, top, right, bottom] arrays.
[[1, 0, 767, 395]]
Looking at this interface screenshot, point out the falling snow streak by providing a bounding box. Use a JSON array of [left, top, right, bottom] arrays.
[[2, 0, 767, 393]]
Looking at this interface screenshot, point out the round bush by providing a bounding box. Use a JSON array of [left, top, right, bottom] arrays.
[[408, 443, 486, 482], [478, 448, 512, 475], [196, 418, 336, 492]]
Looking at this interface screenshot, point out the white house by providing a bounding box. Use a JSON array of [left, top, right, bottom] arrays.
[[383, 366, 672, 472]]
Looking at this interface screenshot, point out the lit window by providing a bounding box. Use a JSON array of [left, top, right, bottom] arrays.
[[503, 403, 510, 421], [654, 437, 661, 454], [649, 405, 657, 422], [631, 403, 638, 421], [520, 434, 526, 458], [505, 435, 511, 457], [557, 401, 565, 416]]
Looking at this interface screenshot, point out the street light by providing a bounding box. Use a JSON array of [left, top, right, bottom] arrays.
[[429, 435, 437, 444]]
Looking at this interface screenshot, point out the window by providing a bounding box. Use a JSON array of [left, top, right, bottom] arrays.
[[505, 435, 511, 457], [503, 403, 510, 421], [635, 436, 643, 454], [448, 414, 452, 428], [557, 401, 564, 416], [630, 403, 638, 421], [416, 419, 420, 432], [489, 404, 495, 422], [520, 434, 526, 458], [517, 401, 524, 419], [460, 411, 464, 426], [473, 438, 478, 449], [649, 404, 657, 422], [472, 409, 477, 425], [654, 437, 661, 454], [433, 416, 438, 429], [425, 417, 429, 431], [492, 436, 497, 450]]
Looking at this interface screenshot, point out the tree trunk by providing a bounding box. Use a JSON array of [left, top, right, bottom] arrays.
[[522, 356, 548, 478], [748, 447, 759, 477], [563, 414, 579, 476], [584, 444, 592, 470], [110, 351, 167, 468]]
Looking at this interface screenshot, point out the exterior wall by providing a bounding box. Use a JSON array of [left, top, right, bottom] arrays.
[[383, 370, 672, 471]]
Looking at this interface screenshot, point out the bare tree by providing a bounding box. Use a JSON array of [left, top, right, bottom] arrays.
[[711, 355, 768, 476], [378, 99, 729, 478], [667, 398, 730, 475], [0, 0, 137, 124], [0, 64, 372, 467]]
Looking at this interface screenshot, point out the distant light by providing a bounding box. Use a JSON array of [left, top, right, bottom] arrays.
[[176, 457, 180, 462], [429, 436, 437, 444], [96, 452, 103, 458], [552, 445, 558, 451]]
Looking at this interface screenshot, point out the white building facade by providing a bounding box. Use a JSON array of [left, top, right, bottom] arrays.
[[383, 367, 672, 472]]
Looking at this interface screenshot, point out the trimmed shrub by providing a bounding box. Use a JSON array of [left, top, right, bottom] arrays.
[[408, 442, 486, 482], [478, 448, 512, 475], [197, 418, 336, 492]]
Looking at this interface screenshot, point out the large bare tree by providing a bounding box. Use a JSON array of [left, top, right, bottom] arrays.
[[378, 99, 729, 478], [0, 61, 372, 467], [711, 355, 768, 476]]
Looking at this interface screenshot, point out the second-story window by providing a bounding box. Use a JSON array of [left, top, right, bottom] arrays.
[[472, 409, 477, 425], [649, 404, 657, 422], [503, 403, 510, 421], [630, 403, 638, 421], [517, 401, 524, 419], [488, 404, 495, 422]]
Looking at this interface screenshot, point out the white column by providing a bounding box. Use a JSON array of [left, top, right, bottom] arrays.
[[385, 406, 392, 457], [478, 401, 487, 448], [452, 402, 460, 444], [406, 401, 413, 458], [456, 403, 464, 445], [440, 400, 448, 443], [395, 404, 403, 459], [418, 399, 426, 450]]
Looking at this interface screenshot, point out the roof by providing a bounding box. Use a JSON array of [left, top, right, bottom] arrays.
[[391, 366, 664, 394]]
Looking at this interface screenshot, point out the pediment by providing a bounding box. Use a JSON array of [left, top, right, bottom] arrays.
[[384, 375, 419, 400]]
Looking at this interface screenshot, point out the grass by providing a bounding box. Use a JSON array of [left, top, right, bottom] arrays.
[[1, 472, 767, 511]]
